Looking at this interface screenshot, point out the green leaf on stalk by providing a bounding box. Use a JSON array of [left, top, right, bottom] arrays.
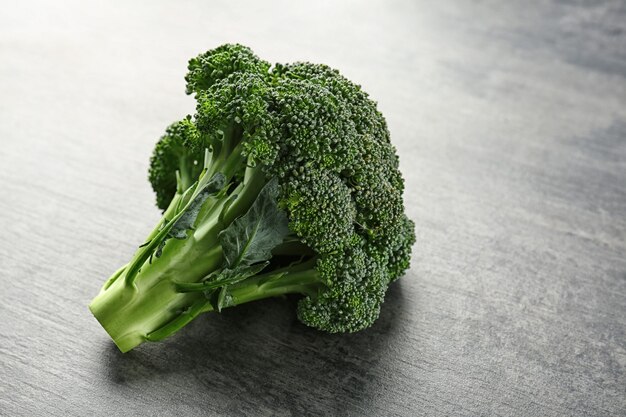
[[155, 172, 226, 257], [175, 262, 270, 293], [176, 262, 270, 311], [218, 178, 289, 268]]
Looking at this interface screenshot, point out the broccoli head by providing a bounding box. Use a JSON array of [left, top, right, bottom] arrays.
[[89, 44, 415, 352]]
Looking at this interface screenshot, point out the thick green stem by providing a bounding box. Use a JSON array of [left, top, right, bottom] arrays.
[[90, 173, 232, 351], [90, 140, 293, 352], [89, 238, 224, 352], [89, 166, 265, 352], [123, 191, 192, 288], [123, 157, 232, 288]]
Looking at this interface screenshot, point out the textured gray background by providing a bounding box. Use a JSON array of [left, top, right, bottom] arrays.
[[1, 0, 625, 416]]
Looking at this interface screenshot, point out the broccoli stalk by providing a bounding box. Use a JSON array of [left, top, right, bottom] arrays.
[[89, 44, 415, 352], [90, 148, 320, 352], [90, 131, 320, 352]]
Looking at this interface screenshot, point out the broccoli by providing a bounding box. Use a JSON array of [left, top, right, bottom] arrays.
[[89, 44, 415, 352]]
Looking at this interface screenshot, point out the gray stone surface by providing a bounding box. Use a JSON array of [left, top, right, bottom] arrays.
[[1, 0, 625, 416]]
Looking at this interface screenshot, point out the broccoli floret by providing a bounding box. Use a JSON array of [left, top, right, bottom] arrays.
[[148, 116, 204, 210], [89, 44, 415, 352], [185, 43, 270, 96]]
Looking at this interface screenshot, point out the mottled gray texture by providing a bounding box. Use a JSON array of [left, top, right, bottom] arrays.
[[0, 0, 625, 416]]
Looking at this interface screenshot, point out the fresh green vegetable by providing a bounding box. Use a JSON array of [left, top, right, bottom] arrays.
[[89, 44, 415, 352]]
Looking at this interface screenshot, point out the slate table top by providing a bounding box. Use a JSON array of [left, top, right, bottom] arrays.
[[1, 1, 625, 416]]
